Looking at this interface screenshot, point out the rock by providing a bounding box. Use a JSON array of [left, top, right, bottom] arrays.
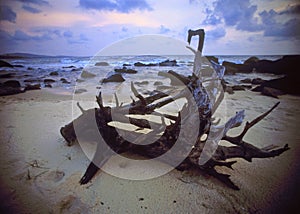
[[232, 85, 246, 91], [0, 87, 24, 96], [262, 87, 285, 98], [60, 78, 71, 84], [134, 62, 157, 67], [75, 88, 87, 94], [50, 71, 59, 76], [27, 67, 34, 70], [261, 75, 300, 95], [95, 62, 109, 66], [154, 81, 163, 86], [244, 56, 259, 65], [25, 84, 41, 91], [71, 67, 82, 72], [123, 63, 131, 67], [3, 80, 21, 88], [45, 84, 52, 88], [159, 59, 178, 66], [222, 61, 252, 74], [0, 60, 13, 68], [225, 86, 234, 94], [251, 85, 263, 92], [135, 81, 149, 86], [102, 74, 125, 83], [44, 79, 56, 83], [114, 67, 138, 74], [62, 65, 76, 69], [81, 70, 96, 78], [251, 78, 266, 85], [76, 79, 85, 83], [240, 78, 252, 84], [0, 73, 15, 78]]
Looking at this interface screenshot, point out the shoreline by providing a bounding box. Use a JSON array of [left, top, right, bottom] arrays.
[[0, 89, 299, 213]]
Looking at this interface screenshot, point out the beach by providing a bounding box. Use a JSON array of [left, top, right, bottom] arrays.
[[0, 87, 299, 213]]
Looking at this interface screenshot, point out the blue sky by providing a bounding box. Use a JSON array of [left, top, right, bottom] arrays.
[[0, 0, 299, 56]]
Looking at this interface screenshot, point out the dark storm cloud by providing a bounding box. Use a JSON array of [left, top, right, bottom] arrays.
[[203, 0, 262, 32], [278, 3, 300, 15], [13, 0, 50, 6], [0, 5, 17, 23], [22, 5, 42, 14], [79, 0, 152, 13]]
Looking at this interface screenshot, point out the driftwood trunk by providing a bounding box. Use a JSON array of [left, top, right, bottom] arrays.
[[60, 29, 289, 190]]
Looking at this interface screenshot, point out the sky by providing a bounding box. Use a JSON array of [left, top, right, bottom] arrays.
[[0, 0, 299, 56]]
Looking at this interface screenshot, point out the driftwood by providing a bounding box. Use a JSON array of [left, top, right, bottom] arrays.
[[60, 29, 289, 190]]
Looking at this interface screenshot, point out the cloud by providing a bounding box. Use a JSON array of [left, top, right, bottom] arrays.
[[206, 27, 226, 40], [13, 0, 50, 6], [79, 0, 152, 13], [278, 3, 300, 15], [63, 30, 73, 38], [22, 5, 42, 14], [13, 30, 51, 41], [0, 5, 17, 23], [259, 6, 300, 39], [203, 0, 262, 32]]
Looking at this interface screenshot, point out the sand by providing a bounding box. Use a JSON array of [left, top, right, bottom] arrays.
[[0, 88, 299, 213]]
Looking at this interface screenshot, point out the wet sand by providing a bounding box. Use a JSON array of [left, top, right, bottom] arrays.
[[0, 89, 299, 213]]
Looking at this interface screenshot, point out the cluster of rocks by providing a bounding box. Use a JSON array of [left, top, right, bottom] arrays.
[[221, 55, 300, 98], [133, 59, 178, 67]]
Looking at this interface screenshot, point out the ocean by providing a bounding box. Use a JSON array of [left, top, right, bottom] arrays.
[[2, 55, 283, 94]]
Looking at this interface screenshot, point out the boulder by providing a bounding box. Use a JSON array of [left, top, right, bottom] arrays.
[[159, 59, 178, 66], [0, 73, 15, 78], [222, 61, 252, 74], [261, 75, 300, 95], [102, 74, 125, 83], [45, 84, 52, 88], [114, 67, 138, 74], [95, 62, 109, 66], [44, 79, 56, 83], [232, 85, 246, 91], [3, 80, 21, 88], [244, 56, 259, 65], [251, 78, 266, 85], [25, 84, 41, 91], [60, 78, 71, 84], [240, 78, 252, 84], [50, 71, 59, 76], [0, 60, 13, 68], [81, 70, 96, 78], [262, 87, 285, 99]]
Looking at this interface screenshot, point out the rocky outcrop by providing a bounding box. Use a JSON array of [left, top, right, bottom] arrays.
[[114, 67, 138, 74], [134, 59, 178, 67], [102, 73, 125, 83], [0, 80, 24, 96], [95, 62, 109, 66], [0, 60, 13, 68]]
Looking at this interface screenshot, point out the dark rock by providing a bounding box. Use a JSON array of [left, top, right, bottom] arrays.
[[260, 75, 300, 95], [232, 85, 246, 91], [222, 61, 252, 75], [102, 74, 125, 83], [225, 86, 234, 94], [27, 67, 34, 70], [244, 56, 259, 65], [75, 88, 87, 94], [45, 84, 52, 88], [114, 67, 138, 74], [3, 80, 21, 88], [123, 63, 131, 67], [159, 59, 178, 66], [251, 85, 263, 92], [262, 87, 285, 98], [0, 60, 13, 68], [50, 71, 59, 76], [60, 78, 71, 84], [71, 67, 82, 72], [25, 84, 41, 90], [62, 65, 76, 69], [95, 62, 109, 66], [134, 62, 157, 67], [251, 78, 266, 85], [44, 79, 56, 83], [154, 81, 163, 86], [81, 70, 96, 78], [240, 78, 252, 84], [0, 73, 15, 78], [135, 81, 149, 86], [0, 87, 24, 96], [13, 65, 24, 68]]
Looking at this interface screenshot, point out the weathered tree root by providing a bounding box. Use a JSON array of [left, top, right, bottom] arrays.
[[60, 28, 289, 190]]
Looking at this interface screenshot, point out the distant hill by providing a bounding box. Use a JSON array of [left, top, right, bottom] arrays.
[[0, 53, 52, 59]]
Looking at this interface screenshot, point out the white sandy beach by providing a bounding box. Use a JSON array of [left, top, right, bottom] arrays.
[[0, 89, 299, 213]]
